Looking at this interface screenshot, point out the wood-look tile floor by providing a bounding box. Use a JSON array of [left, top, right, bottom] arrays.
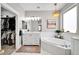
[[0, 45, 15, 55], [16, 45, 41, 53]]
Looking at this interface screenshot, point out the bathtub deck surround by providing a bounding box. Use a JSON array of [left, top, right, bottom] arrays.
[[41, 32, 79, 55], [41, 37, 71, 55]]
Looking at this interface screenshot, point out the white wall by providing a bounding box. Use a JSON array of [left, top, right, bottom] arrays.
[[25, 11, 60, 32], [6, 4, 25, 49], [7, 4, 25, 49]]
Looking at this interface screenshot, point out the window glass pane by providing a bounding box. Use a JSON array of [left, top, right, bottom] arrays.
[[63, 6, 77, 33]]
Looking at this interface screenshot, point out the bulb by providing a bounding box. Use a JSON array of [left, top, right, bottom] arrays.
[[53, 11, 60, 17]]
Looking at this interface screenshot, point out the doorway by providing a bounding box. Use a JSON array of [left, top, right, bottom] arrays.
[[1, 7, 16, 55]]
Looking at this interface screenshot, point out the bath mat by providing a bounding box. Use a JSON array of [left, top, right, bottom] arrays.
[[16, 45, 40, 53]]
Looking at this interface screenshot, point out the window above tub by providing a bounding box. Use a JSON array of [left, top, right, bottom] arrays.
[[63, 6, 77, 33]]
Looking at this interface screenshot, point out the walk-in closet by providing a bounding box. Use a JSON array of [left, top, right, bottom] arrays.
[[1, 7, 16, 54]]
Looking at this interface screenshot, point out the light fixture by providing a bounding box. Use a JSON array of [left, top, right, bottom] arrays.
[[52, 3, 60, 17], [37, 6, 40, 9]]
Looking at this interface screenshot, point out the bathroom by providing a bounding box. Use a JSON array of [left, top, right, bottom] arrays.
[[0, 3, 79, 55]]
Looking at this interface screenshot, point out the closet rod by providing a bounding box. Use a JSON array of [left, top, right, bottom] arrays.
[[1, 16, 15, 19]]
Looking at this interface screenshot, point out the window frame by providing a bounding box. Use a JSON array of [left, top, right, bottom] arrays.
[[62, 5, 77, 33]]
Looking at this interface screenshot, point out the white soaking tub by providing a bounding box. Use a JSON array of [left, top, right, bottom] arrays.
[[41, 37, 71, 55]]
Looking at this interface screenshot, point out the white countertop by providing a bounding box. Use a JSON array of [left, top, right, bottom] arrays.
[[22, 29, 41, 33], [22, 31, 41, 34], [23, 32, 41, 33]]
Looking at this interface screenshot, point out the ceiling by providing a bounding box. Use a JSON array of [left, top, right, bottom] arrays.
[[7, 3, 66, 11], [19, 3, 66, 11]]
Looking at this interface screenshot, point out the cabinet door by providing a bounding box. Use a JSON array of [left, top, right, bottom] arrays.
[[32, 38, 40, 45], [23, 34, 32, 45], [23, 33, 40, 45], [32, 33, 40, 45], [72, 39, 79, 55]]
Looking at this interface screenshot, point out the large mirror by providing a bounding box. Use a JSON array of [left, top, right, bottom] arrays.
[[22, 17, 42, 32], [22, 21, 27, 29]]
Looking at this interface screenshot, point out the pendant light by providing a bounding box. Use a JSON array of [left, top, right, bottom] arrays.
[[52, 3, 60, 17]]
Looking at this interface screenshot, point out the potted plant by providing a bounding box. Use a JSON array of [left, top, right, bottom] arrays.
[[55, 30, 62, 38], [55, 30, 61, 34]]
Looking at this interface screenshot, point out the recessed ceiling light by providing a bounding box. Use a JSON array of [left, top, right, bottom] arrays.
[[37, 6, 40, 9]]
